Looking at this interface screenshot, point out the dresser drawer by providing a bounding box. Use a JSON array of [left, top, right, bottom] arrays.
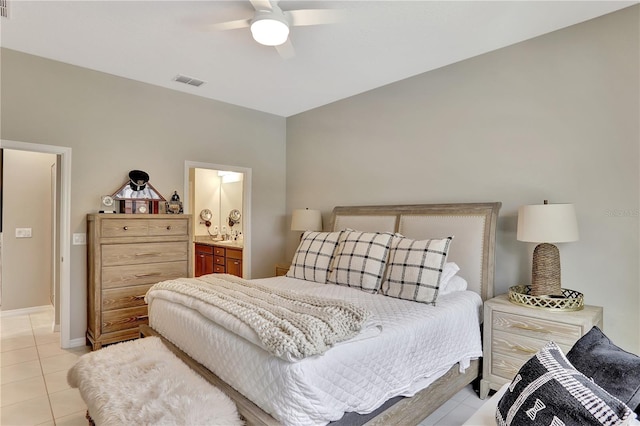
[[491, 352, 526, 380], [493, 311, 582, 346], [214, 255, 225, 266], [101, 219, 148, 237], [148, 219, 188, 237], [213, 247, 225, 256], [226, 248, 242, 260], [102, 261, 188, 289], [102, 242, 188, 266], [214, 265, 225, 273], [102, 284, 153, 311], [102, 306, 149, 333], [492, 329, 573, 363], [195, 244, 214, 255]]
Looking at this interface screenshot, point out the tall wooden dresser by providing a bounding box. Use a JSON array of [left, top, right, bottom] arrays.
[[87, 214, 193, 350]]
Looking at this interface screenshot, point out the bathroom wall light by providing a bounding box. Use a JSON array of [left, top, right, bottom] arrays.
[[218, 171, 242, 183]]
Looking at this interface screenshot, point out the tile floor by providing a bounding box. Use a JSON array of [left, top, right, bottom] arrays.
[[0, 307, 484, 426], [1, 307, 89, 425], [418, 385, 486, 425]]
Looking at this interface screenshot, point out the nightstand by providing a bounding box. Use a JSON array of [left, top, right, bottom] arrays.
[[480, 293, 603, 399], [275, 263, 290, 277]]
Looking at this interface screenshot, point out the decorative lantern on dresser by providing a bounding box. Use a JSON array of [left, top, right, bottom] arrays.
[[86, 214, 193, 350]]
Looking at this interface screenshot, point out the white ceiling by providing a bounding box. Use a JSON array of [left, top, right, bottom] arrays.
[[1, 1, 635, 117]]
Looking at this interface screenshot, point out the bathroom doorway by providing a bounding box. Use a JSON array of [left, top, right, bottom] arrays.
[[184, 161, 252, 279]]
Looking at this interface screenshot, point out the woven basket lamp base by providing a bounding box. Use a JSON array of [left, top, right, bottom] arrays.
[[531, 243, 562, 296]]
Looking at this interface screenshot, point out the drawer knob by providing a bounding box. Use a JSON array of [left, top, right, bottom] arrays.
[[123, 226, 128, 231], [166, 225, 172, 230]]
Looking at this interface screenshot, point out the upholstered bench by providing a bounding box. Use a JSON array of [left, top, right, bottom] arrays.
[[68, 336, 242, 426]]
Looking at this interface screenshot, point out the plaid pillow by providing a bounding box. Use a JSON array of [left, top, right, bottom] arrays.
[[496, 342, 635, 426], [327, 230, 394, 293], [380, 236, 453, 304], [286, 231, 342, 283]]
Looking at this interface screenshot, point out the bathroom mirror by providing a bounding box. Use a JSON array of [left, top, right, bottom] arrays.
[[191, 168, 244, 238]]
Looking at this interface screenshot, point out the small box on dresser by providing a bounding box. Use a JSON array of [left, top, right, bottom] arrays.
[[87, 214, 193, 350], [480, 293, 603, 399]]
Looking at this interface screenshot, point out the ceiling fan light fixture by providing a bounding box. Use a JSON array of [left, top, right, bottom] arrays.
[[251, 14, 289, 46]]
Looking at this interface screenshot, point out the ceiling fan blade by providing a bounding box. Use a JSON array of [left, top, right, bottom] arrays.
[[285, 9, 344, 27], [208, 18, 251, 31], [275, 39, 295, 59], [250, 0, 272, 11]]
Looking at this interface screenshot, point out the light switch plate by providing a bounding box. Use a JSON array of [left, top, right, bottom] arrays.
[[15, 228, 32, 238], [73, 233, 87, 245]]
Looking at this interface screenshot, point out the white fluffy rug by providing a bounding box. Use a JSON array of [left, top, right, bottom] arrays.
[[67, 337, 243, 426]]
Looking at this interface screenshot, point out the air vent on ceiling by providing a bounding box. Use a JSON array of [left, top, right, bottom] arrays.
[[1, 0, 10, 19], [173, 74, 206, 87]]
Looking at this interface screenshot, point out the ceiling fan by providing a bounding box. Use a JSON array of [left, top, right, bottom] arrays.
[[210, 0, 343, 58]]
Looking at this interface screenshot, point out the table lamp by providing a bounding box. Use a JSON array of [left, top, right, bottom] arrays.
[[291, 208, 322, 233], [517, 200, 579, 296]]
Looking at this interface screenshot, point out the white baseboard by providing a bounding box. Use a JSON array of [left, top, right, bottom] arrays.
[[0, 305, 53, 317], [66, 337, 87, 349]]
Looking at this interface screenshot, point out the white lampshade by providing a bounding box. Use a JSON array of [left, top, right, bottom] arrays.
[[291, 209, 322, 232], [251, 16, 289, 46], [517, 203, 579, 243]]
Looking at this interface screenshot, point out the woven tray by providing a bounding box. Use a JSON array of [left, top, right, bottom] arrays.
[[508, 285, 584, 311]]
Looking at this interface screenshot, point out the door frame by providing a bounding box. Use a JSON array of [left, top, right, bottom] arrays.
[[184, 161, 252, 278], [0, 140, 73, 348]]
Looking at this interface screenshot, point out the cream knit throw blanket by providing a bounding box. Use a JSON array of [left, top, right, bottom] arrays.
[[146, 274, 371, 361]]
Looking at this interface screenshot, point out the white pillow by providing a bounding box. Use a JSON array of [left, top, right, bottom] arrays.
[[287, 231, 342, 283], [440, 262, 460, 287], [327, 230, 394, 293], [380, 236, 453, 304], [439, 275, 468, 295]]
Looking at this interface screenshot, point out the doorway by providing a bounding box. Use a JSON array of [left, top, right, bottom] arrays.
[[0, 140, 72, 348], [184, 161, 252, 278]]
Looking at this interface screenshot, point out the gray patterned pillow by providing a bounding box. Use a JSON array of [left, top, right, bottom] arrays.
[[327, 230, 393, 293], [567, 326, 640, 415], [380, 236, 453, 304], [287, 231, 342, 283], [496, 341, 635, 426]]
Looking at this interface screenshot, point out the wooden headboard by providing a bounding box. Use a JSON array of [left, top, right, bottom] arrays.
[[329, 202, 501, 301]]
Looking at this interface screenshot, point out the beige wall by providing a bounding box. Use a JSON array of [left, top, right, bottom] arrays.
[[2, 150, 56, 310], [1, 48, 287, 340], [287, 7, 639, 352]]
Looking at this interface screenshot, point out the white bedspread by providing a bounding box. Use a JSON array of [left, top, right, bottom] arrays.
[[145, 274, 378, 361], [148, 276, 483, 426]]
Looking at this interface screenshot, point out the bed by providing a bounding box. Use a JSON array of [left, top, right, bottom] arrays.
[[141, 202, 501, 426]]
